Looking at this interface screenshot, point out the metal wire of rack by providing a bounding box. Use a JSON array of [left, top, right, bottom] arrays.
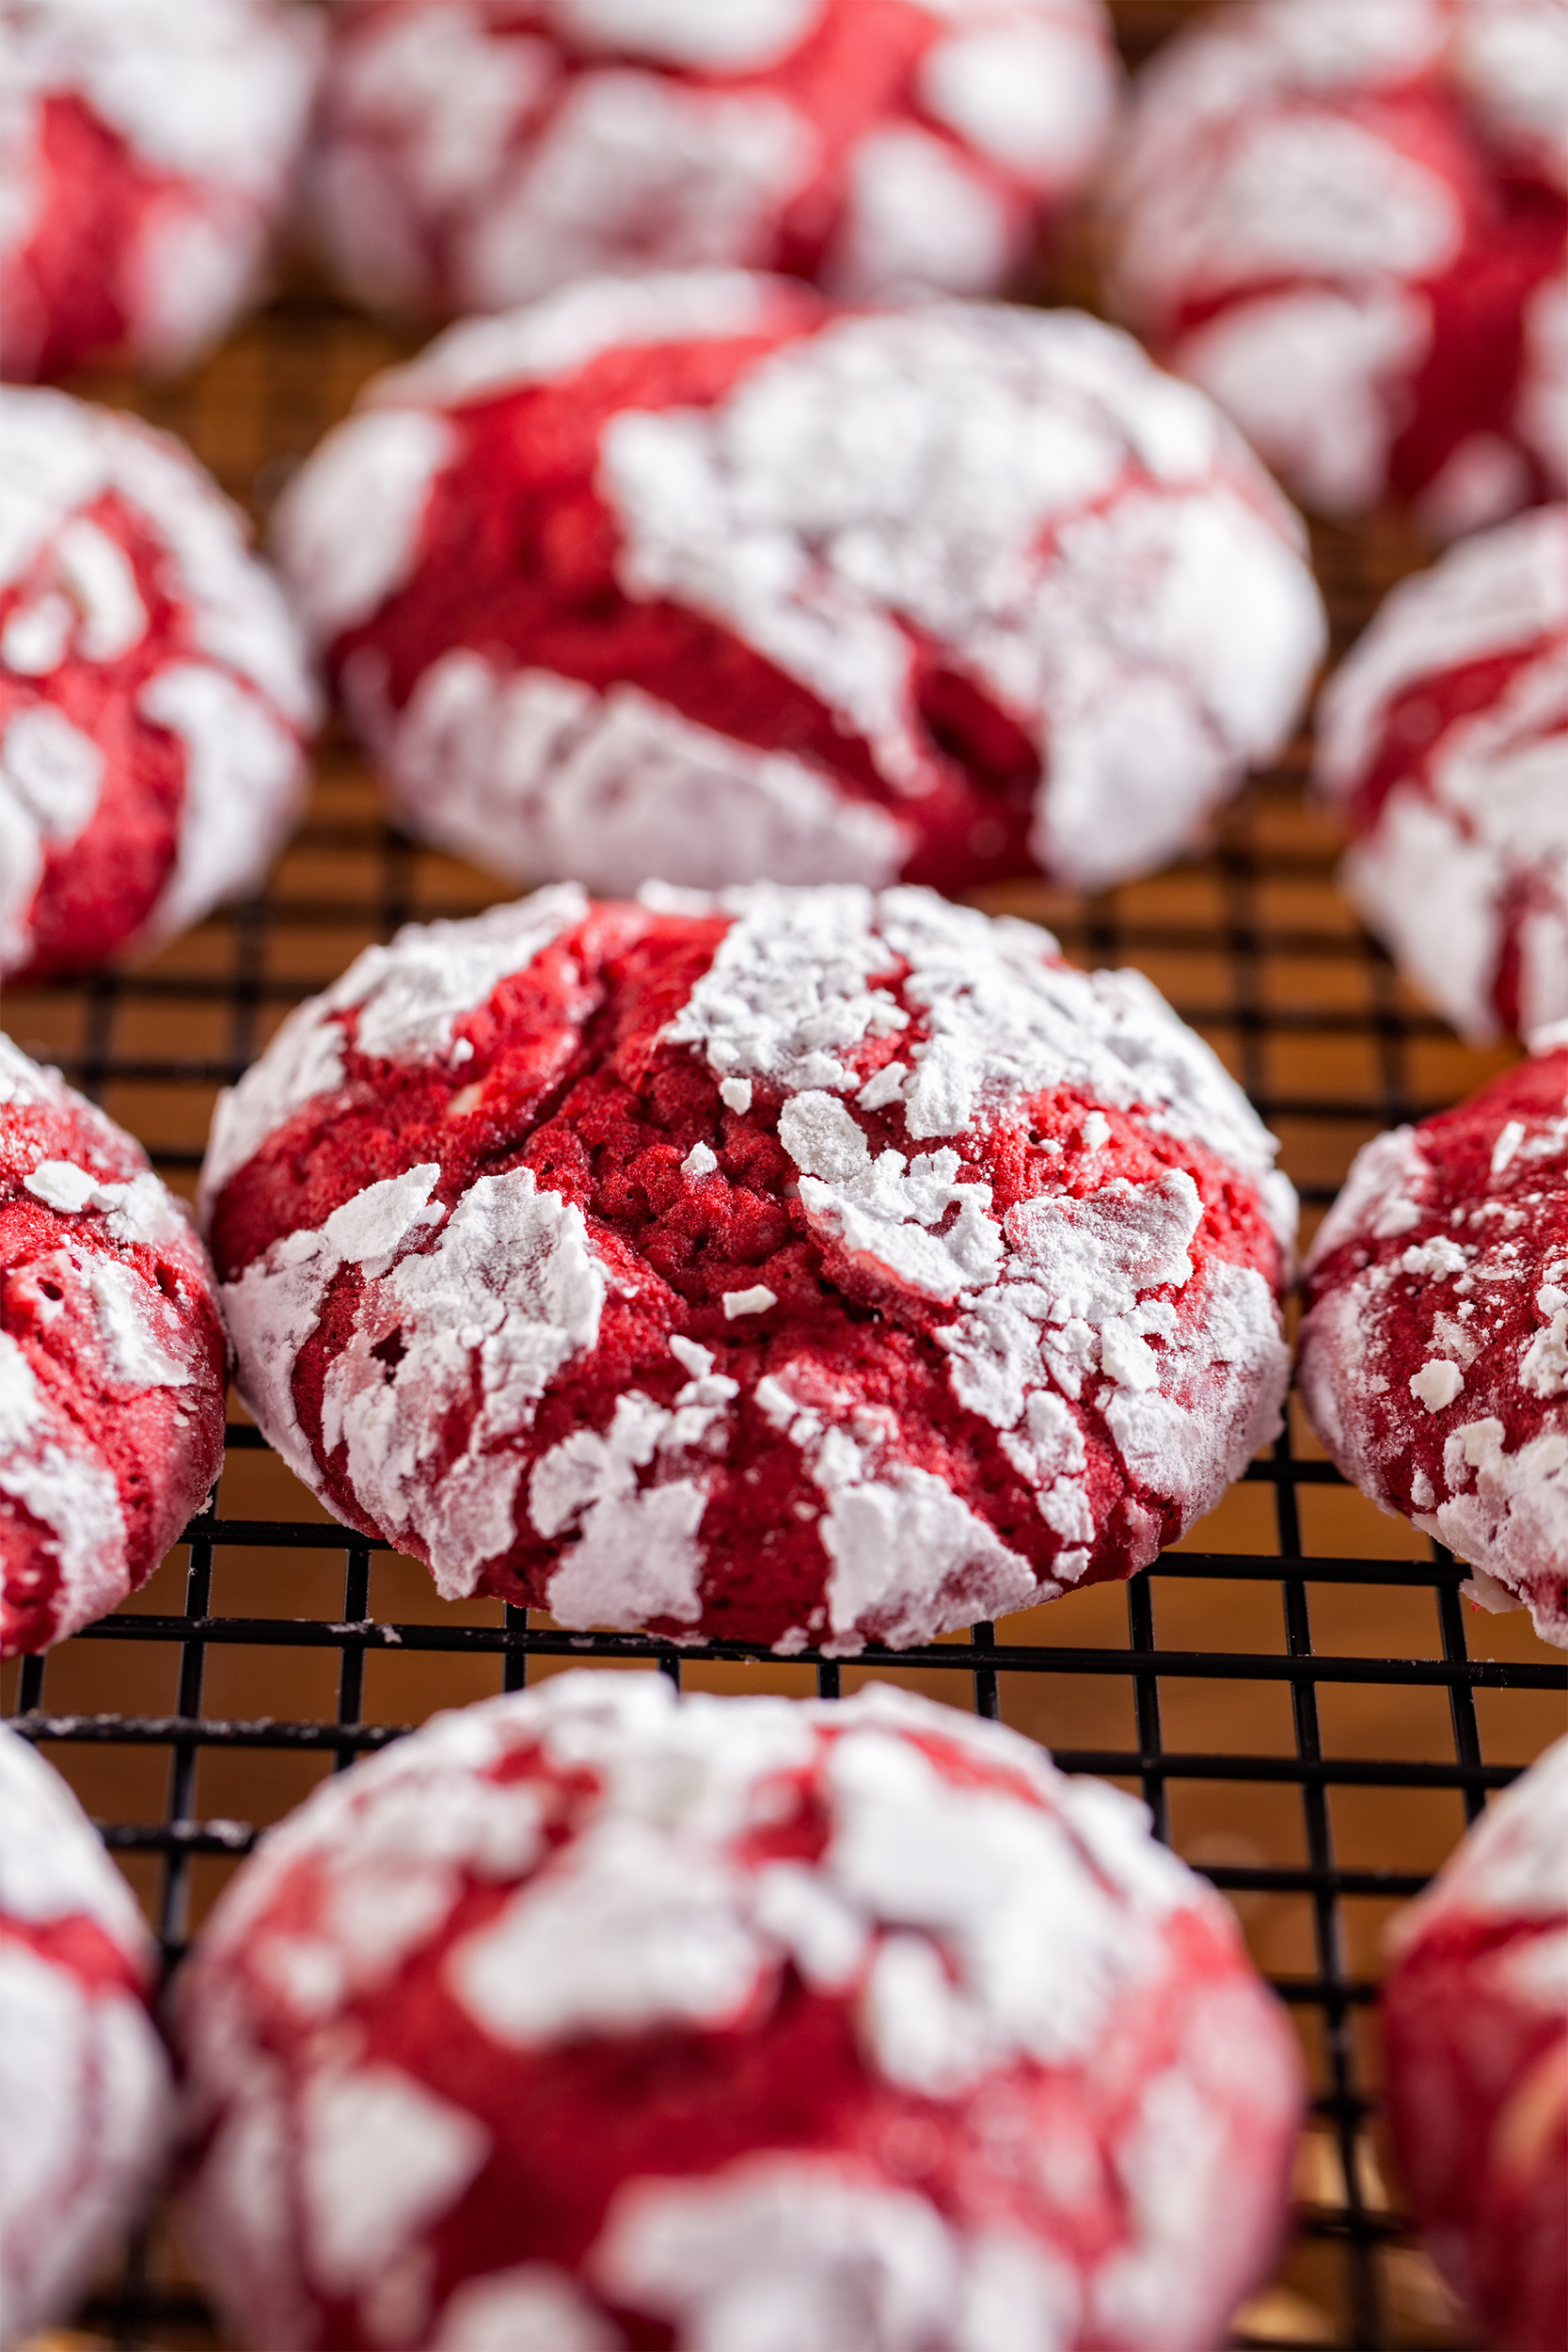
[[4, 8, 1567, 2343]]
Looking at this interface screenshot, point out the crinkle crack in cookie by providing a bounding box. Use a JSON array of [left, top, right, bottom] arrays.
[[1105, 0, 1568, 537], [1298, 1041, 1568, 1647], [202, 883, 1295, 1655], [272, 275, 1326, 898], [1316, 504, 1568, 1046], [1383, 1734, 1568, 2352], [2, 1034, 228, 1657], [0, 387, 319, 982], [307, 0, 1120, 324], [0, 1722, 172, 2347], [176, 1673, 1304, 2352], [0, 0, 321, 384]]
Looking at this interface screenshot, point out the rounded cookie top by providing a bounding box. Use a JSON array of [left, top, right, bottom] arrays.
[[272, 275, 1325, 898], [1104, 0, 1568, 534], [308, 0, 1120, 323], [0, 1721, 172, 2344], [2, 1031, 228, 1655], [0, 386, 318, 980], [1315, 504, 1568, 1045], [176, 1672, 1303, 2352], [1381, 1734, 1568, 2350], [0, 0, 321, 382], [1298, 1042, 1568, 1646], [203, 882, 1293, 1655]]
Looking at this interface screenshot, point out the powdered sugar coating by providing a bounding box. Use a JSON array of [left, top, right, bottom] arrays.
[[177, 1672, 1302, 2352], [1105, 0, 1568, 533], [203, 883, 1293, 1651], [1298, 1043, 1568, 1646], [1316, 505, 1568, 1044], [1, 1032, 228, 1655], [1, 387, 318, 981], [0, 0, 320, 383], [1382, 1733, 1568, 2349], [0, 1722, 172, 2344], [273, 278, 1324, 898], [306, 0, 1117, 326]]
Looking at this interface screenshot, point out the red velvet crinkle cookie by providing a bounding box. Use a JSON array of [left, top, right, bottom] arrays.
[[201, 882, 1295, 1655], [1, 387, 318, 982], [176, 1673, 1304, 2352], [0, 0, 320, 384], [0, 1722, 172, 2344], [272, 275, 1326, 898], [1, 1034, 228, 1657], [1383, 1733, 1568, 2352], [1105, 0, 1568, 538], [308, 0, 1120, 324], [1316, 504, 1568, 1046], [1298, 1043, 1568, 1647]]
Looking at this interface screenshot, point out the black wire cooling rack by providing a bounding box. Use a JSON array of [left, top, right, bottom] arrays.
[[7, 760, 1565, 2352], [4, 6, 1567, 2338]]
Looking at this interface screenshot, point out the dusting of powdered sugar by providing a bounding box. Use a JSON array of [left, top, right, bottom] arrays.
[[0, 389, 316, 979], [0, 1332, 130, 1663], [366, 272, 808, 411], [318, 1168, 608, 1599], [179, 1673, 1297, 2352], [223, 1163, 607, 1596], [272, 274, 811, 637], [360, 655, 909, 896], [1450, 0, 1568, 190], [202, 885, 588, 1209], [1393, 1733, 1568, 1943], [1316, 508, 1568, 1042], [2, 0, 317, 375], [662, 884, 1289, 1212], [0, 1727, 172, 2348], [270, 409, 457, 645], [0, 1718, 151, 1940], [310, 10, 1117, 322], [663, 884, 1292, 1603], [1104, 0, 1567, 526], [3, 1035, 225, 1649], [1300, 1059, 1568, 1646], [213, 883, 1292, 1653], [600, 300, 1323, 890]]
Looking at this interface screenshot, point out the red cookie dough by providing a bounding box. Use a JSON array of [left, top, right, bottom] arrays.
[[2, 1033, 228, 1657], [0, 1722, 171, 2344], [308, 0, 1119, 324], [273, 275, 1325, 898], [1383, 1733, 1568, 2352], [1105, 0, 1568, 538], [0, 0, 320, 384], [1316, 504, 1568, 1046], [1298, 1042, 1568, 1648], [201, 882, 1294, 1654], [1, 387, 318, 982], [177, 1672, 1304, 2352]]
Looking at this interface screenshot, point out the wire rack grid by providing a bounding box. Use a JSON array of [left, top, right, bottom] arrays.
[[4, 21, 1568, 2352]]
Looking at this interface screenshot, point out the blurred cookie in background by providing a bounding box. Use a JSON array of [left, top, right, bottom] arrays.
[[1298, 1037, 1568, 1650], [1383, 1733, 1568, 2352], [1316, 503, 1568, 1047], [307, 0, 1121, 324], [1104, 0, 1568, 538], [0, 387, 318, 982], [272, 274, 1325, 898], [0, 0, 321, 384], [0, 1722, 172, 2345]]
